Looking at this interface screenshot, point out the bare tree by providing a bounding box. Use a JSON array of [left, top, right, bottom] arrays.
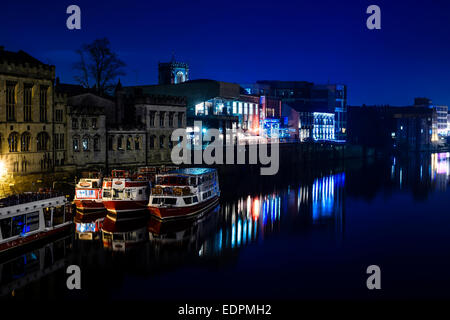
[[73, 38, 126, 95]]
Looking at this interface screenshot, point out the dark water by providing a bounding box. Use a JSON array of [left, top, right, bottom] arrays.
[[2, 152, 450, 300]]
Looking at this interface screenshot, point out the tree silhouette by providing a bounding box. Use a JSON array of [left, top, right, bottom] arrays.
[[73, 38, 126, 95]]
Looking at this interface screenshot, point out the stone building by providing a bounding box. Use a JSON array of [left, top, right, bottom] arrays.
[[0, 48, 56, 174], [116, 86, 187, 164], [106, 126, 146, 169], [66, 93, 110, 170]]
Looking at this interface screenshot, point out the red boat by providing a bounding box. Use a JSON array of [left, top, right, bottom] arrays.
[[101, 169, 151, 214], [148, 168, 220, 220], [74, 172, 104, 212]]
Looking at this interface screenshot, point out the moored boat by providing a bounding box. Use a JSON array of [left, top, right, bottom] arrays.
[[147, 168, 220, 220], [0, 192, 73, 254], [74, 172, 104, 212], [102, 169, 151, 214]]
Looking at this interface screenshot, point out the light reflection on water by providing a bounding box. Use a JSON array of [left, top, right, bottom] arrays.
[[2, 152, 450, 299]]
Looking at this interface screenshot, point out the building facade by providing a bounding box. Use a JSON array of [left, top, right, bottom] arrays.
[[0, 48, 56, 174], [242, 80, 347, 141], [133, 94, 187, 164]]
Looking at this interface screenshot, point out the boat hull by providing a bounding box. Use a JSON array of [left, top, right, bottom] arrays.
[[74, 199, 104, 211], [0, 223, 72, 255], [148, 196, 219, 220], [103, 200, 148, 213]]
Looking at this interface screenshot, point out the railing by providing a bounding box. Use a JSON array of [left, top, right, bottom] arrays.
[[0, 191, 65, 208]]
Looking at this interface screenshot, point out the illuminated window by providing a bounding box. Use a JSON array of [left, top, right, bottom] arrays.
[[73, 137, 79, 151], [82, 136, 89, 151]]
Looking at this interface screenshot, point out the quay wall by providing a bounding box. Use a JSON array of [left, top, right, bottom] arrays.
[[0, 143, 373, 197]]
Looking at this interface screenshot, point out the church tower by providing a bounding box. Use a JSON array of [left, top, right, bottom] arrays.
[[158, 55, 189, 85]]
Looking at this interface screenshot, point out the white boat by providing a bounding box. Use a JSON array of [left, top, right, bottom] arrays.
[[0, 192, 73, 254], [148, 168, 220, 220]]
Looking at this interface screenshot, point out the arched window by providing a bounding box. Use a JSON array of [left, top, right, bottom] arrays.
[[8, 132, 19, 152], [73, 135, 80, 151], [176, 71, 185, 84], [127, 135, 133, 150], [21, 132, 31, 152], [117, 136, 124, 150], [37, 132, 49, 151], [149, 135, 156, 149], [82, 135, 89, 151], [134, 136, 141, 150], [159, 135, 165, 149]]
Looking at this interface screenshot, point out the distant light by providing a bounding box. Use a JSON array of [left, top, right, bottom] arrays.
[[202, 128, 207, 133], [0, 161, 7, 176]]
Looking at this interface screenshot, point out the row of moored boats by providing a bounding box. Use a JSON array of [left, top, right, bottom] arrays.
[[74, 166, 220, 220], [0, 166, 220, 254]]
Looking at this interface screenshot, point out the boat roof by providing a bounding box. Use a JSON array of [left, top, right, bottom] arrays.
[[165, 168, 216, 176]]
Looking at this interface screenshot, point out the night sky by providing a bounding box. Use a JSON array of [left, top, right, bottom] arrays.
[[1, 0, 450, 106]]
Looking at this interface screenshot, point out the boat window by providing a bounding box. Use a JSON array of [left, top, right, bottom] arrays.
[[103, 190, 111, 198], [193, 196, 198, 203], [184, 197, 192, 205], [138, 189, 143, 195], [164, 198, 177, 205], [12, 215, 26, 236], [190, 177, 197, 186], [203, 191, 212, 200], [0, 218, 12, 239], [26, 211, 40, 232], [152, 198, 161, 204], [43, 207, 52, 228], [53, 206, 65, 226], [113, 189, 123, 199], [103, 233, 112, 240]]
